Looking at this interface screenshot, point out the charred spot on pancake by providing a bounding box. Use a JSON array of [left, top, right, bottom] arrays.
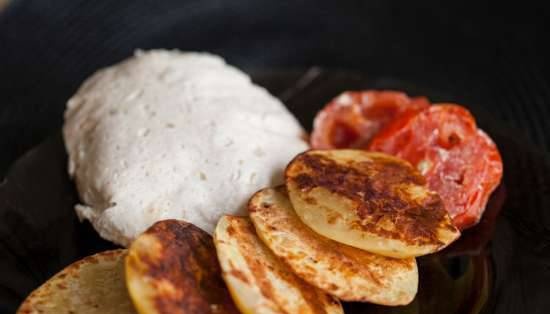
[[286, 150, 460, 258], [289, 151, 449, 246], [125, 220, 238, 314]]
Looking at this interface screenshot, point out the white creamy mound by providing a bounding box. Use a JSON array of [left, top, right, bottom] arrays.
[[63, 50, 308, 247]]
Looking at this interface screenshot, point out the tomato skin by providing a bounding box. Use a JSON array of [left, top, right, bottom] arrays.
[[450, 129, 503, 229], [310, 90, 429, 149], [369, 104, 503, 230]]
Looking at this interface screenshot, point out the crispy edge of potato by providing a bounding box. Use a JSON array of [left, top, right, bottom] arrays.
[[214, 215, 344, 314]]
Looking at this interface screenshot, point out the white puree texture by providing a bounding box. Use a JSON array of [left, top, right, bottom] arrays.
[[63, 50, 308, 246]]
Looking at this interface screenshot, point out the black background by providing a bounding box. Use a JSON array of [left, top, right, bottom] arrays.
[[1, 0, 549, 176]]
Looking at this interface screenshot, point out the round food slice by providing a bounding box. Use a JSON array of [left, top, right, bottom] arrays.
[[310, 90, 429, 149], [125, 220, 238, 314], [369, 104, 503, 230], [214, 215, 343, 314], [249, 187, 418, 305], [285, 149, 460, 258], [17, 249, 136, 314]]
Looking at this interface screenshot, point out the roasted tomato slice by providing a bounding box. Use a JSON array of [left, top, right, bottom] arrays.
[[369, 104, 503, 230], [310, 90, 430, 149]]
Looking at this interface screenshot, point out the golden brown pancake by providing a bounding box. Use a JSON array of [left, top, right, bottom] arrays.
[[248, 187, 418, 304], [17, 249, 136, 314], [125, 220, 238, 314], [285, 149, 460, 258], [214, 215, 343, 314]]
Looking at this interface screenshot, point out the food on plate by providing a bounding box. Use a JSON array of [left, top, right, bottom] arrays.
[[125, 219, 238, 314], [214, 215, 343, 314], [51, 52, 502, 313], [285, 150, 460, 258], [369, 105, 503, 230], [248, 187, 418, 304], [17, 249, 136, 314], [310, 90, 429, 149], [63, 50, 308, 246]]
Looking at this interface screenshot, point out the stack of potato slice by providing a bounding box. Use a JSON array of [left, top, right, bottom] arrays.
[[248, 187, 418, 304], [18, 149, 459, 314], [214, 216, 343, 314], [18, 220, 241, 314], [215, 149, 460, 312]]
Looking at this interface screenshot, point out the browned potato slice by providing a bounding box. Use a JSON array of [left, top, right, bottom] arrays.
[[125, 220, 239, 314], [249, 187, 418, 305], [214, 215, 343, 314], [286, 150, 460, 258], [17, 249, 136, 314]]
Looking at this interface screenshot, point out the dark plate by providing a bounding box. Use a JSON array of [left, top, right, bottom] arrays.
[[1, 69, 550, 314]]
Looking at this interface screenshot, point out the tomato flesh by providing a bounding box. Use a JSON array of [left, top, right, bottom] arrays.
[[311, 90, 429, 149], [369, 105, 503, 230]]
